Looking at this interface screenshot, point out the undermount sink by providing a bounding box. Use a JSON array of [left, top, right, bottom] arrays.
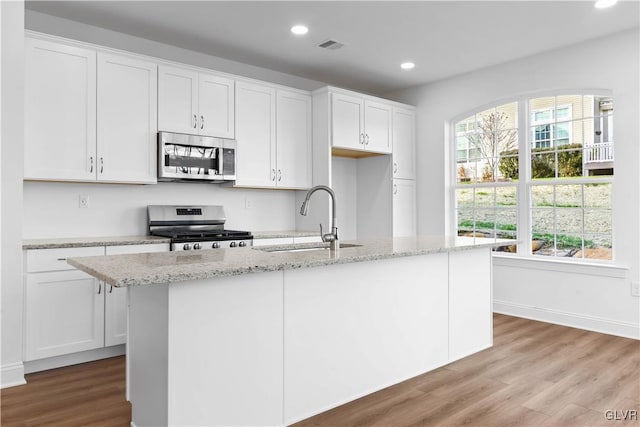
[[257, 243, 362, 253]]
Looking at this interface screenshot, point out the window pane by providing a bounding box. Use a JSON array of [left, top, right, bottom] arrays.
[[474, 209, 495, 235], [495, 209, 517, 236], [556, 95, 582, 119], [583, 234, 612, 260], [555, 185, 582, 207], [498, 154, 518, 181], [530, 97, 555, 121], [584, 183, 611, 208], [495, 102, 518, 129], [583, 95, 595, 118], [557, 149, 583, 178], [532, 209, 555, 233], [556, 234, 583, 256], [456, 188, 474, 208], [584, 209, 612, 234], [531, 151, 556, 179], [456, 210, 474, 234], [532, 185, 554, 207], [556, 208, 583, 234], [497, 186, 517, 207], [475, 188, 495, 207]]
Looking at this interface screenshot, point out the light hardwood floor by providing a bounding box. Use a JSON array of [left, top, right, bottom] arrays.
[[2, 314, 638, 426]]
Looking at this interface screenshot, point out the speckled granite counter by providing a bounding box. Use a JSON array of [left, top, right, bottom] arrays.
[[252, 230, 320, 239], [68, 236, 511, 287], [23, 235, 171, 250]]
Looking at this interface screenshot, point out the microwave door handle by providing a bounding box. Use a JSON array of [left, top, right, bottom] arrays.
[[218, 147, 224, 177]]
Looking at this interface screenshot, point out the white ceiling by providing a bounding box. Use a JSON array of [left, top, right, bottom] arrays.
[[26, 1, 640, 94]]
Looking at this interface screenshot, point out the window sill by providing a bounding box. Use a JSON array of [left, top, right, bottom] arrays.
[[492, 253, 628, 278]]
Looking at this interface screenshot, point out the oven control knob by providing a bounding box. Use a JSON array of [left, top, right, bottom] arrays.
[[183, 243, 191, 251], [193, 243, 201, 250], [239, 241, 246, 247], [212, 242, 220, 249], [230, 241, 237, 248]]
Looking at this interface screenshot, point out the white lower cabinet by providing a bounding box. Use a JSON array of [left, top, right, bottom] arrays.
[[24, 243, 169, 362], [392, 179, 417, 237], [25, 270, 104, 361]]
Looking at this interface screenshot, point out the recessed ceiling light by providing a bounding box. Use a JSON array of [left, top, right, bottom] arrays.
[[401, 62, 415, 70], [291, 25, 309, 35], [594, 0, 618, 8]]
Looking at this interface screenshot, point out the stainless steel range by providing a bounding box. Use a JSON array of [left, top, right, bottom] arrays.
[[148, 205, 253, 251]]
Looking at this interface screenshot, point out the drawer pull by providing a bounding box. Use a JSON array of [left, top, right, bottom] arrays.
[[109, 285, 114, 294], [56, 257, 67, 261], [98, 283, 102, 295]]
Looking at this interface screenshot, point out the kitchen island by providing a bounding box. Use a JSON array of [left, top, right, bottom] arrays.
[[69, 236, 506, 427]]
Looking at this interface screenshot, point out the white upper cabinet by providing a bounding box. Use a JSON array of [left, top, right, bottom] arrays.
[[332, 93, 364, 151], [97, 53, 158, 184], [158, 65, 198, 134], [199, 73, 235, 138], [276, 90, 312, 189], [158, 65, 235, 138], [25, 38, 97, 181], [235, 81, 277, 187], [392, 179, 417, 238], [364, 100, 392, 153], [236, 82, 312, 189], [331, 92, 392, 154], [392, 107, 416, 180]]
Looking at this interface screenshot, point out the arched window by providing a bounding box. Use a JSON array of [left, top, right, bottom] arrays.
[[453, 94, 613, 261]]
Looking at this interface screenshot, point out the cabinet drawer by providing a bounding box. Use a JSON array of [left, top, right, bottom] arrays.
[[106, 243, 169, 255], [26, 247, 105, 273], [252, 238, 294, 247]]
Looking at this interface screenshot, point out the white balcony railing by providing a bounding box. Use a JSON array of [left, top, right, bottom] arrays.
[[585, 142, 614, 163]]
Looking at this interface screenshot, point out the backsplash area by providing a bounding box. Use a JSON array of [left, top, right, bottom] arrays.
[[23, 181, 297, 238]]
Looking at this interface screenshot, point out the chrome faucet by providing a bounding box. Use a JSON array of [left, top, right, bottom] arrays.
[[300, 185, 339, 252]]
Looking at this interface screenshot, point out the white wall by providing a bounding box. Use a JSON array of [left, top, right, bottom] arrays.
[[23, 182, 297, 238], [389, 29, 640, 338], [1, 0, 27, 388]]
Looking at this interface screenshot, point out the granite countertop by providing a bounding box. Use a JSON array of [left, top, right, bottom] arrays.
[[23, 235, 171, 250], [68, 236, 512, 288], [252, 230, 321, 239]]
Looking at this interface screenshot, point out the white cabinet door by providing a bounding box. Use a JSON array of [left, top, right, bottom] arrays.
[[25, 38, 97, 181], [331, 93, 364, 151], [158, 65, 199, 134], [392, 107, 416, 179], [393, 179, 417, 237], [198, 73, 235, 138], [235, 81, 276, 187], [25, 271, 104, 361], [364, 100, 392, 154], [276, 90, 312, 189], [104, 244, 169, 347], [97, 53, 157, 184]]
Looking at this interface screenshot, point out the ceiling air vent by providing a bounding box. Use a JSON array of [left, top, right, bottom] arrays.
[[318, 39, 344, 50]]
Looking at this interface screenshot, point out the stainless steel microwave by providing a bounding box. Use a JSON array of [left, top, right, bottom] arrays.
[[158, 132, 236, 183]]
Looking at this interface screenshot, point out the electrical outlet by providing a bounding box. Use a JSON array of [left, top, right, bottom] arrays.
[[79, 194, 90, 209], [631, 282, 640, 297], [245, 198, 253, 209]]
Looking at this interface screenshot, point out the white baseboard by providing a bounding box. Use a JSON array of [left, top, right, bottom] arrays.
[[1, 362, 26, 389], [494, 300, 640, 340], [24, 345, 125, 374]]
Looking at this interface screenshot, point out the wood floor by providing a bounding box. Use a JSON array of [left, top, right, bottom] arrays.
[[1, 314, 638, 426]]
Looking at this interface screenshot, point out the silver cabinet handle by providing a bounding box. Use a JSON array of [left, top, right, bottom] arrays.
[[98, 283, 102, 295], [365, 134, 370, 145], [394, 162, 398, 174], [89, 156, 94, 173], [109, 285, 113, 294], [100, 157, 104, 174], [394, 184, 398, 195], [360, 133, 365, 144], [56, 257, 67, 261], [271, 169, 276, 181], [200, 115, 204, 130], [277, 169, 282, 182], [193, 114, 197, 128]]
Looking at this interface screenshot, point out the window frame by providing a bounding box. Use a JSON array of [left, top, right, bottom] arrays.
[[449, 91, 615, 264]]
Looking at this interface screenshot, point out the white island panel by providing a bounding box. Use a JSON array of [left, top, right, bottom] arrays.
[[283, 253, 449, 425], [167, 271, 284, 427]]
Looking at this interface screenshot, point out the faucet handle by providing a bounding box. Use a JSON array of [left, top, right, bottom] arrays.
[[319, 223, 324, 242]]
